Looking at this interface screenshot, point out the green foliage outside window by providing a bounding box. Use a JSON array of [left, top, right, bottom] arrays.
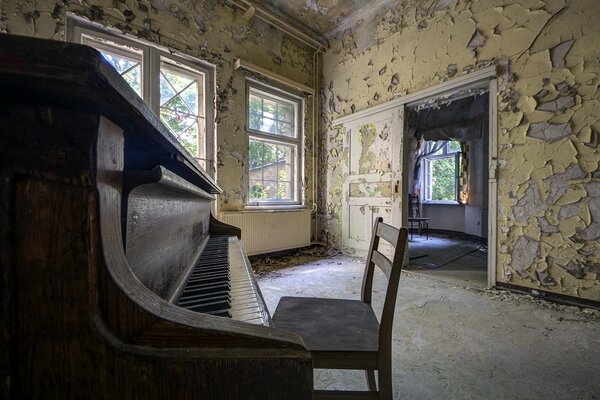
[[430, 157, 457, 201]]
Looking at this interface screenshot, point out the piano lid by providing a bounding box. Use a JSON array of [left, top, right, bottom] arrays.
[[0, 34, 220, 195]]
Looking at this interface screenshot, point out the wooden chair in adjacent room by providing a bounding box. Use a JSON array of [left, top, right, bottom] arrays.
[[272, 217, 408, 400]]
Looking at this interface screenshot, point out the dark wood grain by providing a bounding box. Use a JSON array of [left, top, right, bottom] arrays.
[[0, 34, 313, 399], [272, 218, 408, 400]]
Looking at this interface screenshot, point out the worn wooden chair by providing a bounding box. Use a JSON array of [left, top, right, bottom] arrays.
[[272, 217, 408, 400]]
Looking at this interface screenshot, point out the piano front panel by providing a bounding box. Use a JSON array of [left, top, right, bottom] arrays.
[[124, 176, 212, 300]]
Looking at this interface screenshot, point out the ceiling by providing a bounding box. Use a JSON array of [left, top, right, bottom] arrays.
[[260, 0, 386, 38]]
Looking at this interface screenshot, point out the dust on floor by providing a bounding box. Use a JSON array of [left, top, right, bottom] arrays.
[[256, 253, 600, 400]]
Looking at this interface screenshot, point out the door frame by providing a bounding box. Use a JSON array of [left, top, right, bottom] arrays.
[[332, 67, 498, 287]]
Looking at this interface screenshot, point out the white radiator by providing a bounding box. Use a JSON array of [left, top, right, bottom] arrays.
[[219, 210, 312, 255]]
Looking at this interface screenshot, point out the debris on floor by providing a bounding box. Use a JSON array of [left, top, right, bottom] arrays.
[[249, 244, 341, 276]]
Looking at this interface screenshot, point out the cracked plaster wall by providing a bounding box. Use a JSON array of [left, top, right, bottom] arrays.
[[1, 0, 316, 212], [320, 0, 600, 301]]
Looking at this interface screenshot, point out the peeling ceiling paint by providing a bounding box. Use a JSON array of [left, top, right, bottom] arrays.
[[261, 0, 397, 37]]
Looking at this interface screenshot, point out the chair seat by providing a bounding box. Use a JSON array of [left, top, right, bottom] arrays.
[[272, 296, 380, 369]]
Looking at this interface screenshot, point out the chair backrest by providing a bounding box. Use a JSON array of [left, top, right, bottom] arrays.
[[408, 193, 420, 218], [361, 217, 408, 349]]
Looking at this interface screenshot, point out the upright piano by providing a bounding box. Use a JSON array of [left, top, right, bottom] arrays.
[[0, 35, 312, 399]]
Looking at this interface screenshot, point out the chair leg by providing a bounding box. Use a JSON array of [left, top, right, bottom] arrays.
[[378, 359, 393, 400], [365, 369, 377, 392]]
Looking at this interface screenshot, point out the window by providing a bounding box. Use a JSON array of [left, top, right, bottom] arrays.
[[422, 140, 461, 203], [69, 18, 215, 173], [247, 82, 302, 205]]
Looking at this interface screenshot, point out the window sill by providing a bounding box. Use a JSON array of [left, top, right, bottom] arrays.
[[242, 205, 308, 212], [422, 201, 463, 206]]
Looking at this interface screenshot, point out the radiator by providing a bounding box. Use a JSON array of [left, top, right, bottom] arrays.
[[219, 210, 312, 255]]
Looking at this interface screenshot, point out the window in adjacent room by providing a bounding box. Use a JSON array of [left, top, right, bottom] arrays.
[[422, 140, 461, 203], [70, 18, 215, 173], [246, 82, 302, 206]]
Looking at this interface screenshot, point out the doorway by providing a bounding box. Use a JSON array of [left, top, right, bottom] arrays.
[[404, 90, 490, 287], [395, 68, 498, 288], [332, 68, 498, 286]]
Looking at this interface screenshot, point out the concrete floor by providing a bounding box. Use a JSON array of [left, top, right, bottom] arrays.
[[258, 255, 600, 400], [407, 233, 488, 288]]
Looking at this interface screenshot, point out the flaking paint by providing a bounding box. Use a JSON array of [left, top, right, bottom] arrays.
[[320, 0, 600, 301], [1, 0, 316, 214]]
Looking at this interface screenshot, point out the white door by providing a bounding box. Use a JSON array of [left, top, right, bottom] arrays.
[[342, 108, 404, 256]]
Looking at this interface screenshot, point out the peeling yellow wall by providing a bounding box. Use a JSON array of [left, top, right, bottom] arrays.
[[0, 0, 315, 212], [321, 0, 600, 301]]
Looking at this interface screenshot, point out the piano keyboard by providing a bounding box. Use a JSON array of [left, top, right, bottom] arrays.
[[177, 236, 268, 325]]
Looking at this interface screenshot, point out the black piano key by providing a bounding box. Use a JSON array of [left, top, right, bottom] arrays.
[[177, 236, 240, 320]]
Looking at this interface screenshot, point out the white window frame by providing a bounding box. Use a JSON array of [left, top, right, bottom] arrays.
[[422, 141, 461, 204], [246, 79, 303, 207], [66, 15, 216, 176]]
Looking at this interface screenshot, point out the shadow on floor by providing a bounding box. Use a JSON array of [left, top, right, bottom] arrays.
[[407, 232, 487, 288]]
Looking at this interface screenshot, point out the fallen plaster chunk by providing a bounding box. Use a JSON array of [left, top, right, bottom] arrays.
[[537, 95, 575, 113], [512, 180, 545, 223], [537, 217, 558, 234], [527, 121, 572, 143], [550, 40, 574, 69], [544, 163, 586, 204], [511, 236, 539, 278]]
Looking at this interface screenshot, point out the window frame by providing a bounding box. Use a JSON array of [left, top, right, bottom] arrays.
[[67, 15, 216, 176], [422, 141, 461, 204], [245, 79, 304, 207]]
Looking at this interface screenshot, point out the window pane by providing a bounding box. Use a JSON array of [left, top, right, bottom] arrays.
[[159, 62, 205, 160], [162, 68, 193, 92], [81, 35, 143, 98], [248, 87, 297, 138], [277, 104, 293, 121], [248, 138, 295, 202], [429, 157, 456, 201], [160, 72, 177, 104], [431, 142, 444, 156], [448, 141, 461, 153]]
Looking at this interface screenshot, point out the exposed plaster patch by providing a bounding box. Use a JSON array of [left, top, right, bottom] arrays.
[[550, 39, 574, 69], [349, 181, 392, 197], [538, 216, 558, 235], [467, 29, 485, 52], [536, 270, 557, 286], [511, 235, 539, 278], [558, 198, 589, 220], [561, 261, 585, 279], [544, 163, 586, 204], [527, 121, 572, 142], [513, 179, 545, 223], [576, 183, 600, 241], [537, 95, 575, 113]]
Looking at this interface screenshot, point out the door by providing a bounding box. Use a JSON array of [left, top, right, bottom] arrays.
[[342, 107, 404, 256]]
